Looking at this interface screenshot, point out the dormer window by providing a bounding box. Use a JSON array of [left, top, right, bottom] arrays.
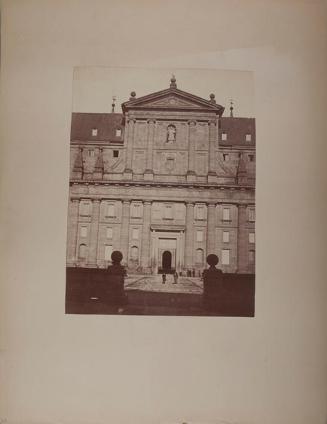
[[92, 128, 98, 137], [246, 133, 252, 142], [221, 132, 227, 141], [116, 128, 122, 137]]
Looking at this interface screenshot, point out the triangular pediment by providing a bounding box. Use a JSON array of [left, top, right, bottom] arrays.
[[122, 88, 224, 114]]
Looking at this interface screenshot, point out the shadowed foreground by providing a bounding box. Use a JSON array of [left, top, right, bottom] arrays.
[[66, 268, 255, 317]]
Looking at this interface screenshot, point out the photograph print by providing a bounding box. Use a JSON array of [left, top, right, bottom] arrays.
[[65, 67, 256, 317]]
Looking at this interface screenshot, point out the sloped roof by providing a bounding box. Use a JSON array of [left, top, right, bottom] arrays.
[[220, 117, 256, 146], [70, 113, 124, 142]]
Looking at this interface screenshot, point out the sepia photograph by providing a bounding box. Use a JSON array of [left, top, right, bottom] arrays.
[[65, 67, 256, 316]]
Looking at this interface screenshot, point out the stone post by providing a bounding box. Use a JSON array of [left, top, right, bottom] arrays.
[[66, 198, 80, 265], [206, 203, 217, 256], [184, 202, 194, 269], [124, 118, 135, 177], [140, 201, 152, 271], [208, 120, 217, 182], [237, 204, 248, 273], [88, 199, 101, 266], [187, 120, 196, 182], [144, 119, 155, 180], [120, 200, 131, 265]]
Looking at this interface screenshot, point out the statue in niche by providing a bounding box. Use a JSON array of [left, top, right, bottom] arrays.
[[166, 124, 176, 143]]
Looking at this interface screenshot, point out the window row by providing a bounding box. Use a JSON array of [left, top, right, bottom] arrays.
[[78, 201, 255, 222], [221, 133, 252, 142], [91, 128, 122, 137], [222, 153, 255, 162]]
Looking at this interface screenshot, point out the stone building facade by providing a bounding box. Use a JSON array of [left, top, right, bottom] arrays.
[[66, 77, 255, 274]]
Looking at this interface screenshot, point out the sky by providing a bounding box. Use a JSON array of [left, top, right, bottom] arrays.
[[72, 66, 254, 117]]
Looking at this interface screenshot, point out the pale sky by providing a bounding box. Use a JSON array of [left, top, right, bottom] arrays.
[[73, 66, 254, 117]]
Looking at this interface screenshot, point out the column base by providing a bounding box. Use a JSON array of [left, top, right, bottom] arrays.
[[123, 169, 133, 180], [144, 170, 154, 181], [207, 172, 218, 183], [186, 172, 196, 182]]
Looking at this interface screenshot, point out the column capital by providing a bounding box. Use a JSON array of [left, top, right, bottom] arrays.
[[71, 198, 80, 203], [92, 199, 101, 204], [207, 202, 217, 207], [127, 118, 136, 124], [147, 119, 156, 124], [185, 202, 195, 207], [208, 119, 217, 126], [143, 200, 152, 206], [122, 199, 131, 205], [188, 120, 197, 126], [238, 203, 248, 208]]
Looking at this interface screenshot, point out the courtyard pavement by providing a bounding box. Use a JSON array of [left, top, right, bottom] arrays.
[[124, 274, 203, 294]]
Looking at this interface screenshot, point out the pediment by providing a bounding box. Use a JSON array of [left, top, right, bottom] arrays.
[[122, 88, 224, 114]]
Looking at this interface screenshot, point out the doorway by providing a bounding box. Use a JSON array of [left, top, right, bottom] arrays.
[[162, 250, 172, 270]]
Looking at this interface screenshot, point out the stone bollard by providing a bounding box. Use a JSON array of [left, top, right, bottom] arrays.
[[106, 250, 128, 308], [202, 254, 224, 311]]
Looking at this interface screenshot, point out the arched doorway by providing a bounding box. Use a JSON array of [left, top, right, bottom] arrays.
[[162, 250, 172, 270]]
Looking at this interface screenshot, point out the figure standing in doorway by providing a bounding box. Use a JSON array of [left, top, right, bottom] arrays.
[[173, 271, 178, 284]]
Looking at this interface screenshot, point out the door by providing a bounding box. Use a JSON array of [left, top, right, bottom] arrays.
[[162, 250, 172, 269]]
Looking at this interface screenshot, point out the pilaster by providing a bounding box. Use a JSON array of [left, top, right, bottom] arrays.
[[124, 118, 135, 178], [206, 202, 217, 257], [88, 199, 101, 266], [208, 120, 218, 183], [184, 202, 194, 268], [187, 120, 197, 182], [144, 120, 156, 181], [66, 199, 80, 266], [140, 201, 152, 270], [237, 204, 248, 273], [120, 200, 131, 265]]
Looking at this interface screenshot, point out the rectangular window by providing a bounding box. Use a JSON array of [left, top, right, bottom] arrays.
[[248, 208, 255, 222], [222, 249, 230, 265], [106, 227, 113, 239], [223, 153, 229, 161], [132, 204, 142, 218], [196, 206, 205, 220], [223, 231, 229, 243], [164, 205, 173, 219], [249, 250, 255, 264], [221, 132, 227, 141], [248, 154, 254, 162], [132, 228, 139, 240], [223, 208, 230, 221], [113, 150, 119, 158], [249, 232, 255, 243], [80, 226, 88, 237], [196, 230, 203, 242], [104, 245, 113, 261], [92, 128, 98, 136], [115, 129, 122, 137], [107, 203, 115, 217], [246, 133, 252, 142]]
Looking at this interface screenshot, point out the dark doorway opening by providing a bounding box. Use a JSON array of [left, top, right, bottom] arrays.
[[162, 250, 172, 270]]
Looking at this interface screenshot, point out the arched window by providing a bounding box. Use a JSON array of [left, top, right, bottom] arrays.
[[78, 244, 87, 260], [195, 248, 204, 265], [130, 246, 139, 262]]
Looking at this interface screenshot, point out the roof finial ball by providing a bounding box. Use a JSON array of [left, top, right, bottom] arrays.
[[170, 74, 177, 88], [230, 99, 234, 117], [209, 93, 216, 104], [129, 91, 136, 100]]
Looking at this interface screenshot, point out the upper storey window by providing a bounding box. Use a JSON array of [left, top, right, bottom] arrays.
[[164, 205, 173, 220], [115, 128, 122, 137], [92, 128, 98, 137], [223, 208, 230, 221], [248, 208, 255, 222], [221, 132, 227, 141], [246, 133, 252, 142]]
